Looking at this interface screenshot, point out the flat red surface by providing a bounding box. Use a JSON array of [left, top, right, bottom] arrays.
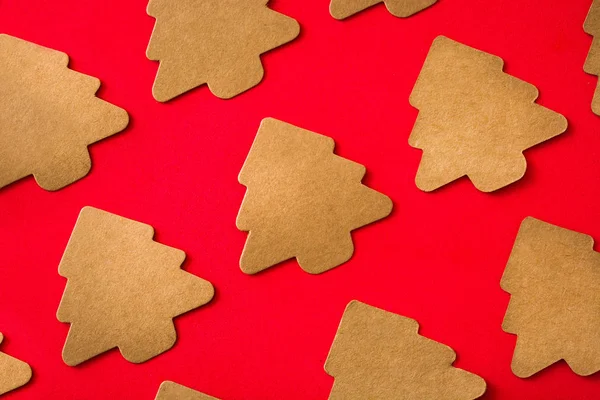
[[1, 0, 600, 399]]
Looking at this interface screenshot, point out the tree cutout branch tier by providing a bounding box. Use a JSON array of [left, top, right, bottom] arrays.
[[0, 333, 32, 396], [584, 0, 600, 115], [236, 118, 393, 275], [155, 381, 219, 400], [146, 0, 300, 102], [325, 301, 486, 400], [330, 0, 437, 20], [409, 36, 567, 192], [56, 207, 214, 366], [501, 217, 600, 378], [0, 34, 129, 191]]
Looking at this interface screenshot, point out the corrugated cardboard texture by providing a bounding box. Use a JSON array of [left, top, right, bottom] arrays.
[[0, 34, 129, 191], [409, 36, 568, 192], [584, 0, 600, 115], [155, 381, 219, 400], [0, 333, 32, 396], [330, 0, 437, 20], [146, 0, 300, 102], [325, 301, 486, 399], [501, 217, 600, 378], [237, 118, 393, 275], [56, 207, 215, 366]]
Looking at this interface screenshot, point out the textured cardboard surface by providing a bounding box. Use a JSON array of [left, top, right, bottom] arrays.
[[0, 34, 129, 192], [330, 0, 437, 20], [584, 0, 600, 115], [155, 382, 219, 400], [237, 118, 393, 275], [501, 217, 600, 378], [325, 301, 486, 399], [56, 207, 215, 366], [409, 36, 568, 192], [4, 0, 599, 398], [0, 333, 32, 396], [146, 0, 300, 102]]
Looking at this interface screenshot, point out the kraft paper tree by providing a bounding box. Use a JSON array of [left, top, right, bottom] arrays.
[[57, 207, 215, 366], [330, 0, 437, 20], [409, 36, 568, 192], [584, 0, 600, 115], [146, 0, 300, 101], [0, 34, 129, 191], [155, 381, 219, 400], [502, 217, 600, 378], [0, 333, 32, 396], [325, 301, 487, 399], [237, 118, 393, 275]]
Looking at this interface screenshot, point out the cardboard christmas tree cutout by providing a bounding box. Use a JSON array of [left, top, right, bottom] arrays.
[[325, 301, 486, 399], [330, 0, 437, 20], [584, 0, 600, 115], [409, 36, 567, 192], [237, 118, 393, 275], [0, 333, 32, 396], [146, 0, 300, 101], [0, 34, 129, 191], [502, 217, 600, 378], [57, 207, 214, 366], [155, 381, 219, 400]]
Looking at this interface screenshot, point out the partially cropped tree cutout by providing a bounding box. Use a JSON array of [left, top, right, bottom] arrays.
[[57, 207, 214, 366], [0, 333, 32, 396], [409, 36, 567, 192], [146, 0, 300, 102], [502, 217, 600, 378], [584, 0, 600, 115], [325, 301, 486, 400], [155, 381, 219, 400], [0, 34, 129, 191], [237, 119, 392, 275], [330, 0, 436, 20]]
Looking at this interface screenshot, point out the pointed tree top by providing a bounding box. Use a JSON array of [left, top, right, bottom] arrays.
[[155, 381, 220, 400]]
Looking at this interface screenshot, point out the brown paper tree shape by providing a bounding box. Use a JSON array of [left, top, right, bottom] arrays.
[[0, 34, 129, 191], [146, 0, 300, 102], [0, 333, 32, 396], [155, 381, 219, 400], [501, 217, 600, 378], [56, 207, 215, 366], [325, 301, 487, 399], [584, 0, 600, 115], [330, 0, 437, 20], [237, 118, 393, 275], [409, 36, 568, 192]]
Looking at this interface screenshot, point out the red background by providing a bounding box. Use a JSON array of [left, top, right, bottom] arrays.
[[1, 0, 599, 399]]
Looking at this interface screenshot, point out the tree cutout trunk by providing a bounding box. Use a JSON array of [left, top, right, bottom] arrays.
[[330, 0, 437, 20], [0, 333, 32, 396], [325, 301, 486, 399], [237, 118, 393, 275], [146, 0, 299, 101], [0, 34, 129, 192], [501, 217, 600, 378], [155, 381, 219, 400], [57, 207, 214, 366], [584, 0, 600, 115], [409, 36, 567, 192]]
